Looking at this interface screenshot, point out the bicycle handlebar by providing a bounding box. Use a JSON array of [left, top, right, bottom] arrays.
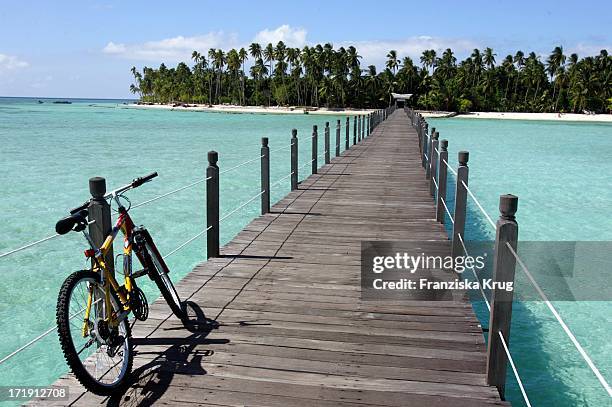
[[68, 172, 158, 214], [131, 172, 158, 188]]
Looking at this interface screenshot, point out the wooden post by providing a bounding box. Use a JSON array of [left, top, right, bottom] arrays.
[[324, 122, 330, 164], [335, 119, 341, 156], [357, 115, 362, 142], [430, 134, 439, 197], [291, 129, 298, 191], [361, 114, 365, 140], [312, 125, 318, 174], [436, 140, 448, 223], [486, 194, 519, 400], [206, 151, 220, 258], [261, 137, 270, 214], [345, 117, 350, 150], [451, 151, 469, 259], [353, 116, 357, 145], [88, 177, 114, 275], [426, 129, 437, 179]]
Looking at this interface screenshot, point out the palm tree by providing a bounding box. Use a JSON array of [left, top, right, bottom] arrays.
[[238, 48, 248, 105], [386, 50, 399, 74], [471, 49, 483, 86], [513, 51, 525, 110], [263, 43, 275, 105], [130, 42, 612, 114], [483, 47, 496, 70], [546, 46, 566, 110], [420, 50, 437, 74]]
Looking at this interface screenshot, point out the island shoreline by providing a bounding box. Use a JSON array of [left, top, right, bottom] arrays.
[[125, 103, 612, 122]]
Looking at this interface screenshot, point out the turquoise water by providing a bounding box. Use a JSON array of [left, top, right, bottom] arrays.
[[0, 97, 350, 400], [0, 99, 609, 406], [428, 117, 612, 406]]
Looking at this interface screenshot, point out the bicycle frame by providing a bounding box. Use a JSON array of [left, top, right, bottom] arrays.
[[82, 209, 138, 332]]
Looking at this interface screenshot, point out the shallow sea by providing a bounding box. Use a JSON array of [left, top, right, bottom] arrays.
[[0, 98, 610, 406]]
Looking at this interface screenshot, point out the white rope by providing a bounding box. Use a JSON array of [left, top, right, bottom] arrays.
[[498, 331, 533, 407], [457, 233, 491, 311], [423, 152, 429, 162], [432, 176, 439, 190], [269, 143, 294, 153], [505, 242, 612, 397], [462, 181, 497, 230], [0, 233, 61, 259], [440, 197, 454, 224], [162, 226, 211, 259], [219, 191, 264, 224], [442, 159, 458, 176], [220, 155, 263, 175], [271, 172, 294, 188], [0, 299, 100, 366], [132, 177, 209, 209]]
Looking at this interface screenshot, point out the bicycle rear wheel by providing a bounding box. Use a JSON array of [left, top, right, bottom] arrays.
[[56, 271, 133, 395]]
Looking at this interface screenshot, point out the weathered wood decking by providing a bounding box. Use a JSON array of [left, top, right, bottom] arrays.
[[38, 111, 508, 406]]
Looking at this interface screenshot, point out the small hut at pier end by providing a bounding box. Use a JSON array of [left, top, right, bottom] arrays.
[[391, 93, 413, 108]]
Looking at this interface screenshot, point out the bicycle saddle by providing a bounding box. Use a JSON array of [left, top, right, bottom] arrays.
[[56, 210, 89, 235]]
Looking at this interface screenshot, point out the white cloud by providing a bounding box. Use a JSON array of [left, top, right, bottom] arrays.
[[252, 25, 307, 47], [0, 54, 29, 70], [339, 36, 481, 67], [101, 27, 484, 71], [102, 25, 310, 62], [102, 32, 239, 62], [567, 42, 610, 57]]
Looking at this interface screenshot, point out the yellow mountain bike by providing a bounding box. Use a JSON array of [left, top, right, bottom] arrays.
[[54, 172, 185, 395]]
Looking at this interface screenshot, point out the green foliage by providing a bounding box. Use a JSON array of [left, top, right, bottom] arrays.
[[129, 45, 612, 113], [458, 98, 472, 113]]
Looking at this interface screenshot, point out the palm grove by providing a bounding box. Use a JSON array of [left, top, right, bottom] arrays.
[[129, 42, 611, 113]]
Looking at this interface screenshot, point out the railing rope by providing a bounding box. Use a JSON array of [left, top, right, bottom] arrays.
[[0, 233, 61, 259]]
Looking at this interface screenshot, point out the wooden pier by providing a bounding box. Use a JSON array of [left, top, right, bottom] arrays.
[[37, 110, 509, 406]]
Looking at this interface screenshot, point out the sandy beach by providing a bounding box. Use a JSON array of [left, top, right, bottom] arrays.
[[419, 110, 612, 123], [127, 104, 611, 122], [126, 103, 374, 116]]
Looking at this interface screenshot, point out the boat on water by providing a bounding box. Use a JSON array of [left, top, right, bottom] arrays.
[[52, 100, 72, 104]]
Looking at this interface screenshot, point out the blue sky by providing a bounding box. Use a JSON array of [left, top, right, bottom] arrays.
[[0, 0, 610, 98]]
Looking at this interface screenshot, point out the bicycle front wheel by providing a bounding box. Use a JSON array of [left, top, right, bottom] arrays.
[[56, 271, 133, 395]]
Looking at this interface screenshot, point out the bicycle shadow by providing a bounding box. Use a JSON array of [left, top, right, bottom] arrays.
[[105, 301, 224, 406]]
